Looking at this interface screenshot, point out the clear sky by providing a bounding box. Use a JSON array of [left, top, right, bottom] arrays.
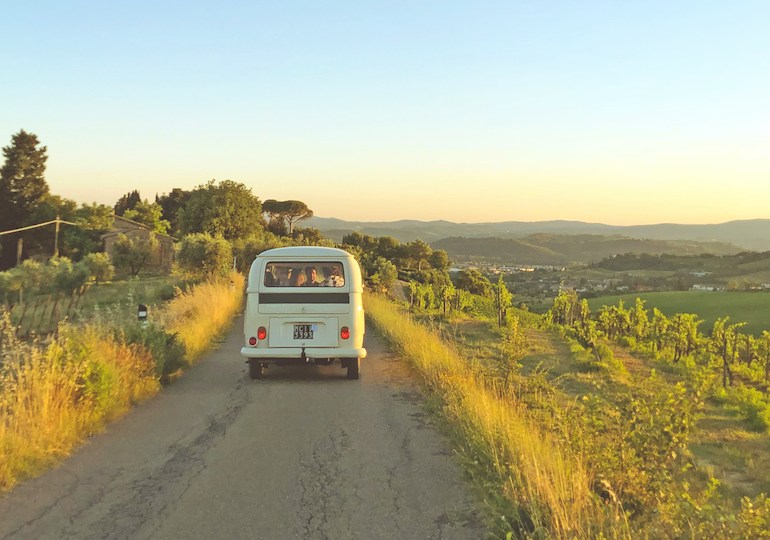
[[2, 1, 769, 225]]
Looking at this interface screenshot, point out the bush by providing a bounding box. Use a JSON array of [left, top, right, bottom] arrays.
[[176, 233, 233, 280], [112, 234, 158, 276], [82, 252, 114, 284], [232, 231, 288, 273], [462, 295, 496, 319], [118, 321, 186, 383], [724, 385, 770, 432]]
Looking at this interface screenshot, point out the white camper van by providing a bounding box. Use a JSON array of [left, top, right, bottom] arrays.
[[241, 246, 367, 379]]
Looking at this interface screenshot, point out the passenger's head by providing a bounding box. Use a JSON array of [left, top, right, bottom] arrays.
[[291, 270, 307, 286], [305, 266, 317, 282]]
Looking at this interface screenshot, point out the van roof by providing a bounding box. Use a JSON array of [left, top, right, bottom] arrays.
[[258, 246, 352, 258]]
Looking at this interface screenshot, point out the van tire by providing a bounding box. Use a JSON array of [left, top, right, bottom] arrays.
[[248, 359, 264, 380], [346, 357, 360, 380]]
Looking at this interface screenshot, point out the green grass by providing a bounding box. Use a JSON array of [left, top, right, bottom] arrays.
[[587, 291, 770, 335], [9, 276, 179, 335]]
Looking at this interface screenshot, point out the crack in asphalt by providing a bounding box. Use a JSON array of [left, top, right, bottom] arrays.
[[2, 330, 488, 540], [58, 382, 250, 540], [296, 426, 351, 540]]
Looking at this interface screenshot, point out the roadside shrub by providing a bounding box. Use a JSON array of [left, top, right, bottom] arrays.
[[118, 321, 185, 383], [176, 233, 233, 280], [156, 283, 177, 301]]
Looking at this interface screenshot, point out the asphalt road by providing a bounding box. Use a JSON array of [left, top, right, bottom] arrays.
[[0, 318, 486, 539]]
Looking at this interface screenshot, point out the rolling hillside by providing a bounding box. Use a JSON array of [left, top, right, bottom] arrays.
[[430, 234, 741, 265], [307, 217, 770, 251]]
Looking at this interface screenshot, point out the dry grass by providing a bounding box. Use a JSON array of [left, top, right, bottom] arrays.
[[0, 272, 245, 492], [162, 272, 244, 361], [0, 320, 158, 490], [365, 294, 621, 538]]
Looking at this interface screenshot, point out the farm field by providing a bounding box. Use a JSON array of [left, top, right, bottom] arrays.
[[587, 290, 770, 335]]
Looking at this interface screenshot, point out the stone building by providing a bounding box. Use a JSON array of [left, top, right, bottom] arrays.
[[102, 215, 176, 272]]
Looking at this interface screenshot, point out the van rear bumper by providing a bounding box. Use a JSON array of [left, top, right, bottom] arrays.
[[240, 346, 367, 360]]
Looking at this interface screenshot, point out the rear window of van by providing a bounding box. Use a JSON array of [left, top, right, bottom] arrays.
[[264, 262, 345, 288]]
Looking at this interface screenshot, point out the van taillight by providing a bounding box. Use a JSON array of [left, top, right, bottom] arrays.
[[258, 326, 267, 340], [248, 336, 257, 346], [340, 326, 350, 340]]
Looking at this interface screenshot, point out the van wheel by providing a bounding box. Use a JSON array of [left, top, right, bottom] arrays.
[[346, 358, 360, 380], [249, 360, 264, 380]]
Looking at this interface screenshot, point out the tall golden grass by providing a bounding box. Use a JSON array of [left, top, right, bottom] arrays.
[[163, 272, 244, 361], [0, 320, 158, 490], [365, 294, 623, 538], [0, 273, 244, 491]]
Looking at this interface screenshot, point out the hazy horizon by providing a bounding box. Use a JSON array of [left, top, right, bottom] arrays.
[[3, 2, 769, 225], [308, 216, 770, 227]]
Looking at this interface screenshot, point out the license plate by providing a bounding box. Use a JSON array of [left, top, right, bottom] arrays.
[[294, 324, 313, 340]]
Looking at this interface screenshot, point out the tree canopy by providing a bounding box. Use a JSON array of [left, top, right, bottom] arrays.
[[155, 188, 191, 235], [0, 130, 50, 267], [456, 268, 493, 297], [178, 180, 265, 240], [114, 190, 141, 216], [262, 199, 313, 234], [123, 200, 171, 235]]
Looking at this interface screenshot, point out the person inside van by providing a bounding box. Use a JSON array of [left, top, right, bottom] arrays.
[[322, 265, 344, 287], [330, 264, 344, 286], [320, 266, 333, 286], [304, 266, 322, 286], [276, 266, 292, 286], [290, 268, 307, 287]]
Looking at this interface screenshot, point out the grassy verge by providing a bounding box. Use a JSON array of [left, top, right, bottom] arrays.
[[365, 294, 620, 538], [163, 274, 244, 361], [0, 273, 244, 491]]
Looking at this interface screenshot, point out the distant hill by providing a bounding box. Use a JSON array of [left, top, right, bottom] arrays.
[[430, 234, 741, 265], [307, 217, 770, 252]]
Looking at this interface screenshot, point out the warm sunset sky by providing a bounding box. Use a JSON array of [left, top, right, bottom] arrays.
[[2, 1, 768, 225]]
